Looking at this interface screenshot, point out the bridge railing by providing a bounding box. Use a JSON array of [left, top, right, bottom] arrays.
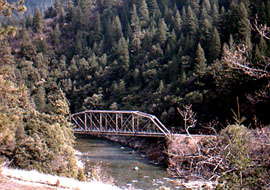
[[70, 110, 171, 138]]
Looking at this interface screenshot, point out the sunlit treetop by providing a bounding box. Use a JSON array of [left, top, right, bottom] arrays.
[[0, 0, 26, 39]]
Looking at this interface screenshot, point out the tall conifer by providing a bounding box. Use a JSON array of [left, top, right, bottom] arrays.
[[138, 0, 150, 27], [195, 43, 207, 76], [209, 27, 221, 62]]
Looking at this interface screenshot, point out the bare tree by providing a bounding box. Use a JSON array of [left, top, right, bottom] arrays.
[[177, 105, 201, 155]]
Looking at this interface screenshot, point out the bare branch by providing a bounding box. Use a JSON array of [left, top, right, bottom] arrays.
[[177, 105, 201, 155], [223, 44, 270, 79], [252, 15, 270, 40]]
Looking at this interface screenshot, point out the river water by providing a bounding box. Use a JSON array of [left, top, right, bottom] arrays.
[[75, 136, 183, 190]]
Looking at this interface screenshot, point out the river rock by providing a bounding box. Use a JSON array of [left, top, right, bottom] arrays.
[[133, 166, 139, 170]]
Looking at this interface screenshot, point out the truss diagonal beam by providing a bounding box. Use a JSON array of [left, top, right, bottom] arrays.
[[70, 110, 171, 138]]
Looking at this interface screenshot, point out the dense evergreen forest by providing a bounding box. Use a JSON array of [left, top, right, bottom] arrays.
[[4, 0, 270, 130], [8, 0, 55, 14], [0, 0, 84, 180]]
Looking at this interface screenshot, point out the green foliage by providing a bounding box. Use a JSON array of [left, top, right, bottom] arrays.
[[0, 0, 84, 180], [216, 124, 253, 189], [4, 0, 270, 133], [194, 43, 207, 76], [231, 97, 246, 125], [32, 7, 43, 33], [7, 0, 269, 187]]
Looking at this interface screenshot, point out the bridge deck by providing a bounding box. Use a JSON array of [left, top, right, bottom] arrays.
[[74, 130, 166, 137]]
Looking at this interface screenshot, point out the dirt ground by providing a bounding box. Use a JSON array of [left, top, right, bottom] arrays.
[[0, 176, 58, 190]]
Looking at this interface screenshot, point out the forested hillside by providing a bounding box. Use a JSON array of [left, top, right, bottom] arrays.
[[7, 0, 270, 130], [0, 0, 84, 180], [1, 0, 270, 187], [8, 0, 55, 14]]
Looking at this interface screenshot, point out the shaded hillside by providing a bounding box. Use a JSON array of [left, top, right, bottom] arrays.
[[10, 0, 270, 130]]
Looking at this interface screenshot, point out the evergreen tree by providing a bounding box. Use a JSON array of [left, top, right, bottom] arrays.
[[195, 43, 207, 76], [148, 0, 161, 18], [130, 4, 142, 53], [202, 0, 211, 13], [117, 37, 130, 72], [93, 13, 102, 42], [186, 5, 198, 36], [238, 2, 251, 41], [53, 23, 61, 47], [156, 18, 169, 47], [199, 17, 212, 55], [199, 5, 209, 22], [259, 36, 267, 55], [188, 0, 200, 16], [74, 33, 83, 55], [253, 45, 263, 63], [174, 9, 182, 33], [32, 7, 43, 33], [138, 0, 150, 27], [209, 27, 221, 62], [229, 34, 234, 49], [112, 15, 123, 41], [35, 85, 46, 112], [212, 2, 219, 27]]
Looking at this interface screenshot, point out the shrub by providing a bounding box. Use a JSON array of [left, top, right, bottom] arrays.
[[168, 124, 270, 189]]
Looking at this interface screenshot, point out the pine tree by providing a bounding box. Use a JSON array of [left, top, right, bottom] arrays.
[[148, 0, 161, 19], [156, 18, 169, 47], [199, 5, 209, 22], [212, 2, 219, 27], [199, 16, 212, 55], [253, 45, 263, 63], [266, 0, 270, 26], [189, 0, 200, 16], [130, 4, 142, 53], [54, 0, 62, 13], [195, 43, 207, 76], [259, 36, 267, 55], [182, 6, 186, 22], [117, 37, 130, 72], [238, 2, 251, 41], [93, 13, 102, 41], [229, 34, 234, 49], [202, 0, 211, 13], [142, 30, 153, 50], [19, 19, 27, 40], [138, 0, 150, 27], [112, 15, 123, 41], [35, 85, 46, 112], [186, 5, 198, 36], [53, 23, 61, 46], [174, 9, 182, 33], [74, 33, 83, 55], [209, 27, 221, 63], [32, 7, 43, 33]]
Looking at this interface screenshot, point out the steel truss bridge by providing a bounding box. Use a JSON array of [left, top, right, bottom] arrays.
[[71, 110, 171, 138]]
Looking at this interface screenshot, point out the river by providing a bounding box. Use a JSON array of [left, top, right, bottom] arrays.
[[75, 136, 183, 190]]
